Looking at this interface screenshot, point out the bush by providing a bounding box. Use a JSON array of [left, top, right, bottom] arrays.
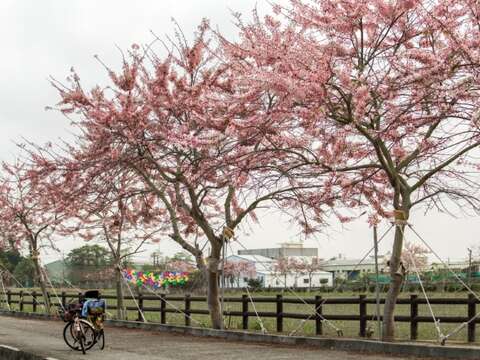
[[252, 318, 264, 331], [447, 284, 460, 292], [407, 285, 418, 293], [247, 278, 263, 291]]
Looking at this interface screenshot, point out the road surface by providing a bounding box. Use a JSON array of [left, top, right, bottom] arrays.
[[0, 315, 427, 360]]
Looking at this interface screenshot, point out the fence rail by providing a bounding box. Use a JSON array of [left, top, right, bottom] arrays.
[[0, 290, 478, 342]]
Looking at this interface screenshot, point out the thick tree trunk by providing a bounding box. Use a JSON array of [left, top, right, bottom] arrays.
[[32, 254, 51, 313], [190, 253, 207, 293], [382, 211, 408, 341], [115, 266, 126, 320], [206, 245, 223, 329]]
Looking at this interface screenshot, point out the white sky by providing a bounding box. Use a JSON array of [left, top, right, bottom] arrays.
[[0, 0, 478, 265]]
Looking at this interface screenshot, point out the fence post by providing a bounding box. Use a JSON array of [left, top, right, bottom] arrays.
[[32, 290, 37, 313], [6, 289, 11, 309], [160, 294, 166, 324], [315, 295, 323, 335], [185, 294, 191, 327], [137, 292, 144, 322], [359, 295, 367, 337], [61, 291, 66, 309], [468, 293, 476, 343], [410, 295, 418, 340], [276, 294, 283, 332], [78, 292, 82, 303], [19, 290, 24, 312], [242, 294, 249, 330]]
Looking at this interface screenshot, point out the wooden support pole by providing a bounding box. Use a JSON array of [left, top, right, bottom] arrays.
[[276, 294, 283, 332], [468, 294, 476, 343], [315, 295, 323, 336], [242, 294, 249, 330], [185, 294, 191, 327], [160, 294, 166, 324]]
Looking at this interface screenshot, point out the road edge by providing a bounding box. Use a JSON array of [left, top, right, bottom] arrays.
[[0, 344, 58, 360]]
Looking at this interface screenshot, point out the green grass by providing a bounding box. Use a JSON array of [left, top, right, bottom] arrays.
[[1, 288, 477, 344]]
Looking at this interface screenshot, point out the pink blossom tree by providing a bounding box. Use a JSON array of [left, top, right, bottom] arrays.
[[273, 257, 293, 287], [303, 257, 324, 290], [164, 259, 196, 273], [288, 258, 307, 287], [226, 0, 480, 339], [0, 161, 64, 312], [400, 242, 430, 273], [223, 260, 256, 287], [25, 139, 172, 318], [56, 173, 163, 320], [33, 23, 337, 328]]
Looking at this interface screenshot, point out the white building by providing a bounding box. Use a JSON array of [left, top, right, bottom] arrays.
[[225, 254, 333, 288], [320, 254, 389, 280]]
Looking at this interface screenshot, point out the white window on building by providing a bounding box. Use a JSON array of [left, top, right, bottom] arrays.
[[303, 278, 309, 284]]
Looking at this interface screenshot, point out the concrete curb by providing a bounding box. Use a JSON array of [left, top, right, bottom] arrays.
[[1, 310, 479, 359], [0, 344, 57, 360]]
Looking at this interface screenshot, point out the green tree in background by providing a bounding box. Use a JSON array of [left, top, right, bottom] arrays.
[[66, 245, 112, 285], [0, 249, 22, 273], [13, 257, 36, 287], [66, 244, 111, 266]]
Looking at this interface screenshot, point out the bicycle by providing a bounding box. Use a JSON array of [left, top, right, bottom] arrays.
[[60, 290, 105, 354]]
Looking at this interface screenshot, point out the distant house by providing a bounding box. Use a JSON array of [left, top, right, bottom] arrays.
[[320, 254, 389, 281], [238, 242, 318, 259], [225, 254, 333, 288], [430, 259, 471, 272]]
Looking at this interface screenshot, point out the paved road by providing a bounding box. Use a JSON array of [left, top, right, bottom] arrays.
[[0, 315, 426, 360]]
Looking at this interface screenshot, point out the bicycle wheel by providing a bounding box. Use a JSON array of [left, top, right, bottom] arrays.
[[63, 320, 95, 352], [79, 335, 85, 355], [97, 329, 105, 350]]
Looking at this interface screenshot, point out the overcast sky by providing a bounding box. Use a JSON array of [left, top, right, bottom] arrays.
[[0, 0, 478, 265]]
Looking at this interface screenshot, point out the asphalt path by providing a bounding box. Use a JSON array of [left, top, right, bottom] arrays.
[[0, 315, 427, 360]]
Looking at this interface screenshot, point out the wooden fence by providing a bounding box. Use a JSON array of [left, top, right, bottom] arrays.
[[1, 290, 478, 342]]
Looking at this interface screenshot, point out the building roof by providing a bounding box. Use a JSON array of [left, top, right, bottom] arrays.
[[257, 269, 333, 276], [227, 254, 275, 263], [321, 259, 374, 267], [321, 255, 388, 268]]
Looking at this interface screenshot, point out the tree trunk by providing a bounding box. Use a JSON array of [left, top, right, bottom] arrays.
[[192, 253, 207, 293], [32, 255, 51, 313], [115, 266, 126, 320], [206, 245, 223, 329], [382, 215, 408, 341]]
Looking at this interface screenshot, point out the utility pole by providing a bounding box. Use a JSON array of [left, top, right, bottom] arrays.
[[468, 248, 473, 287], [152, 252, 160, 268], [373, 225, 382, 339], [62, 251, 66, 287]]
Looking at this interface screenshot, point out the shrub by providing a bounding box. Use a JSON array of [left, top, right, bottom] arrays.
[[247, 278, 263, 291]]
